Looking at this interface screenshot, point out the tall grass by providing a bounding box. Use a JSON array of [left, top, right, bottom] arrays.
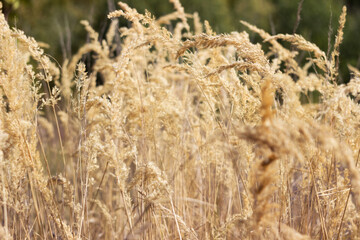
[[1, 1, 360, 239]]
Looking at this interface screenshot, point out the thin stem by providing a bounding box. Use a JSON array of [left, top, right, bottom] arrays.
[[336, 149, 360, 240]]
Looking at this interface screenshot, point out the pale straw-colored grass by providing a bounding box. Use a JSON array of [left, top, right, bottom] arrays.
[[1, 1, 360, 239]]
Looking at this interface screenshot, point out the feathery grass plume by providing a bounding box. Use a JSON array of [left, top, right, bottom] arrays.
[[0, 4, 74, 238], [260, 76, 275, 125], [169, 0, 190, 31], [266, 33, 329, 72], [156, 8, 193, 28], [177, 33, 268, 67], [129, 162, 171, 203], [348, 64, 360, 78], [106, 18, 119, 47], [2, 0, 360, 239], [241, 20, 303, 75], [193, 12, 203, 35], [330, 6, 347, 81]]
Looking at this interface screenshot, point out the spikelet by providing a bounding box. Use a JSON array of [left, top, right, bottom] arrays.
[[266, 33, 329, 72], [330, 6, 347, 81], [169, 0, 190, 31]]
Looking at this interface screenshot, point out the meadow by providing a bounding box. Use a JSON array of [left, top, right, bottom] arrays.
[[1, 1, 360, 239]]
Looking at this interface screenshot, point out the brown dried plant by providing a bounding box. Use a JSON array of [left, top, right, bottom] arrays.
[[1, 1, 360, 239]]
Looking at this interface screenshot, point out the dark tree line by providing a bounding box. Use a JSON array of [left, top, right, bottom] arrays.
[[2, 0, 360, 80]]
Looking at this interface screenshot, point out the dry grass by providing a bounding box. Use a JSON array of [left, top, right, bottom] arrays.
[[1, 1, 360, 239]]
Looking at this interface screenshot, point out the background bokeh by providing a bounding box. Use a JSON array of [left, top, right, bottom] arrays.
[[2, 0, 360, 81]]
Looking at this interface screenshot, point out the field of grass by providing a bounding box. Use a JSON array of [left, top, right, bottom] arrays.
[[1, 1, 360, 239]]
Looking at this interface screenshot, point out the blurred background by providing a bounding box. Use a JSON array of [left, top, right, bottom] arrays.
[[2, 0, 360, 81]]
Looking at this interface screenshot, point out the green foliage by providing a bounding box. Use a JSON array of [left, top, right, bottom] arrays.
[[270, 0, 343, 51], [342, 7, 360, 73], [4, 0, 20, 9], [179, 0, 233, 32], [7, 0, 108, 61], [120, 0, 233, 32], [232, 0, 276, 31], [3, 0, 360, 79]]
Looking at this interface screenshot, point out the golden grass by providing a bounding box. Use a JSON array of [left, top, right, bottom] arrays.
[[1, 1, 360, 239]]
